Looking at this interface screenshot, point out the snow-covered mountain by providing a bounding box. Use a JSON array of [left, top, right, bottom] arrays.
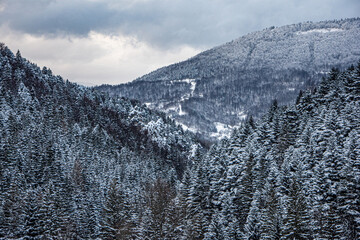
[[97, 18, 360, 142]]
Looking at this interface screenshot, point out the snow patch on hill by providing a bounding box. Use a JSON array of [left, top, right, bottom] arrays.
[[210, 122, 234, 139], [237, 111, 247, 120], [178, 104, 187, 115], [177, 121, 198, 133], [297, 28, 343, 35]]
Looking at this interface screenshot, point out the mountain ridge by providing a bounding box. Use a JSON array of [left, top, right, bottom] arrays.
[[132, 17, 360, 82], [96, 18, 360, 142]]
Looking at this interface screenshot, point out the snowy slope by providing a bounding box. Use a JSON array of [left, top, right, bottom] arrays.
[[96, 18, 360, 142]]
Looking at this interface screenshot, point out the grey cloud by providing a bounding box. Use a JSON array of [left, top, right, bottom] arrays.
[[0, 0, 116, 36], [1, 0, 359, 49]]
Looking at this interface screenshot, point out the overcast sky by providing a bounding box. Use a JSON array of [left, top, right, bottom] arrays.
[[0, 0, 359, 86]]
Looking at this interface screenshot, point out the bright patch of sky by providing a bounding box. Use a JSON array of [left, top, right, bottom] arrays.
[[1, 26, 198, 86]]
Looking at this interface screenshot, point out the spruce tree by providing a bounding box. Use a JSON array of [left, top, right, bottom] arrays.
[[101, 179, 131, 240], [260, 163, 282, 240], [281, 178, 311, 239], [242, 190, 262, 240]]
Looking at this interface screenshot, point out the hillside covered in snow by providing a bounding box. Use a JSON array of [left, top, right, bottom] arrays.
[[97, 18, 360, 142], [0, 43, 202, 239]]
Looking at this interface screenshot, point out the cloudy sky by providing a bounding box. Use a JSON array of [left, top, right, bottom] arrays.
[[0, 0, 359, 86]]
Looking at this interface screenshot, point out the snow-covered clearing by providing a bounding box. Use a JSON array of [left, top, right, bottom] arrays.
[[297, 28, 343, 35]]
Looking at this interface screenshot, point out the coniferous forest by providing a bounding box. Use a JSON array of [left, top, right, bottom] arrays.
[[0, 43, 201, 239], [183, 64, 360, 239], [1, 42, 360, 240]]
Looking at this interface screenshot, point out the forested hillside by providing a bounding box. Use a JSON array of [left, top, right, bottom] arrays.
[[1, 45, 360, 239], [97, 18, 360, 142], [175, 63, 360, 239], [0, 43, 201, 239]]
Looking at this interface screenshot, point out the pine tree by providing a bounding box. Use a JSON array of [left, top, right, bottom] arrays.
[[163, 197, 184, 240], [278, 106, 299, 161], [339, 130, 360, 239], [260, 163, 282, 240], [318, 67, 340, 98], [281, 177, 311, 239], [1, 60, 15, 92], [204, 211, 225, 240], [141, 178, 175, 239], [186, 159, 210, 240], [1, 173, 25, 238], [232, 151, 255, 231], [242, 190, 262, 240], [101, 178, 131, 240], [23, 189, 44, 239], [176, 168, 192, 239], [219, 191, 241, 240], [344, 61, 360, 100]]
